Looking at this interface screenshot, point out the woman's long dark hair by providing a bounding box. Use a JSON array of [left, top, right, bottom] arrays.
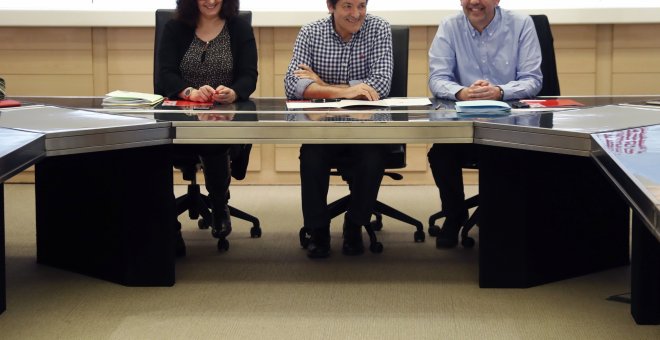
[[176, 0, 240, 27]]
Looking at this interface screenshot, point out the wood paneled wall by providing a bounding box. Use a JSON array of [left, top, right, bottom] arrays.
[[2, 24, 660, 184]]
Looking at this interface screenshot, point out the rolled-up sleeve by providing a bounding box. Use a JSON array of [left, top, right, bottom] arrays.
[[284, 27, 313, 99]]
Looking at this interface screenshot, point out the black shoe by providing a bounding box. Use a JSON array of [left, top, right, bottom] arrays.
[[175, 230, 186, 258], [307, 227, 331, 259], [342, 219, 364, 256], [436, 212, 468, 249], [211, 204, 232, 238]]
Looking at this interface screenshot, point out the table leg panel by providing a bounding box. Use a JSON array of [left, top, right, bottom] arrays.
[[479, 146, 630, 288]]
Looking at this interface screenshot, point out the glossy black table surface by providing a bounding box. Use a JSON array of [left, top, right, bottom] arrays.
[[593, 125, 660, 241], [0, 127, 44, 182]]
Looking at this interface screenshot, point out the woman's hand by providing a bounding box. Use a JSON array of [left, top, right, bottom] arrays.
[[189, 85, 215, 102], [213, 85, 237, 104], [196, 113, 234, 121]]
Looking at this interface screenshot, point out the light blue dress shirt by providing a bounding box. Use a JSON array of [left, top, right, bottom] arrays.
[[428, 7, 543, 100]]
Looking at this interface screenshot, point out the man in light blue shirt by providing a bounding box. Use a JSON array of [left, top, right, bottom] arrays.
[[427, 0, 543, 248]]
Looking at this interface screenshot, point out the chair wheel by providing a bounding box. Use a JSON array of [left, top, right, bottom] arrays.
[[370, 214, 383, 231], [250, 226, 262, 238], [217, 238, 229, 251], [461, 236, 475, 248], [428, 224, 440, 237], [198, 218, 210, 229], [414, 230, 425, 242], [370, 242, 383, 253], [299, 227, 310, 249], [369, 219, 383, 231]]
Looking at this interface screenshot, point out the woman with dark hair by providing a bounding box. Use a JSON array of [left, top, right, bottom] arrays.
[[156, 0, 258, 255]]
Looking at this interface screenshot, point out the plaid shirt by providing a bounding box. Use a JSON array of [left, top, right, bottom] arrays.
[[284, 14, 393, 99]]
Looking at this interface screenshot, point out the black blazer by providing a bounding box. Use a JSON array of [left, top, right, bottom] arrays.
[[155, 15, 258, 101]]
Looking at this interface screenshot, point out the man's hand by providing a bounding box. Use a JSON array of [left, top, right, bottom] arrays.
[[342, 83, 380, 101], [294, 64, 327, 86], [456, 80, 502, 101], [297, 64, 379, 101]]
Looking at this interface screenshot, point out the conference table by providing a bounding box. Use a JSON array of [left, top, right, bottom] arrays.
[[592, 125, 660, 325], [0, 128, 44, 312], [0, 96, 658, 324]]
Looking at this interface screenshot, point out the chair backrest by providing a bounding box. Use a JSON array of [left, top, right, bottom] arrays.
[[389, 25, 409, 98], [530, 14, 560, 97], [154, 9, 174, 93], [384, 26, 410, 169], [378, 26, 410, 170], [153, 9, 252, 93]]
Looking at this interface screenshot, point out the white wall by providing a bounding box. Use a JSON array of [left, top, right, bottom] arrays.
[[1, 0, 659, 10], [1, 0, 659, 26]]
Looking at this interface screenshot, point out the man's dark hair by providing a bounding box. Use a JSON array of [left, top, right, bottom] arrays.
[[327, 0, 368, 8]]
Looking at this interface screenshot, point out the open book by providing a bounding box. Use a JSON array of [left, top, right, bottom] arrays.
[[285, 97, 431, 110], [103, 90, 164, 107]]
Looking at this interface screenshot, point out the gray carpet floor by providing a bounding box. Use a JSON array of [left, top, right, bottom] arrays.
[[1, 184, 658, 339]]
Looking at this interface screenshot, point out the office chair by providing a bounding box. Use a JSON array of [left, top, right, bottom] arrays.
[[531, 15, 560, 97], [299, 26, 425, 254], [428, 14, 561, 248], [154, 9, 260, 251]]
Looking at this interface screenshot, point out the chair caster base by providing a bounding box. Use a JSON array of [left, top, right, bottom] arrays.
[[414, 230, 426, 242], [461, 236, 475, 248], [369, 241, 384, 253], [369, 214, 383, 231], [250, 226, 262, 238], [198, 218, 211, 229], [217, 238, 229, 251], [428, 224, 440, 237]]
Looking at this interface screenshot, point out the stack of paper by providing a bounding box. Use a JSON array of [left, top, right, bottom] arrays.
[[102, 90, 164, 107], [455, 100, 511, 116]]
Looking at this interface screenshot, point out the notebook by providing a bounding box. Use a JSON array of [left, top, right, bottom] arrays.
[[103, 90, 164, 107], [454, 100, 511, 116]]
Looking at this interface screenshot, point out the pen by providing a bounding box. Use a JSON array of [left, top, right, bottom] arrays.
[[434, 104, 443, 110], [311, 98, 341, 103]]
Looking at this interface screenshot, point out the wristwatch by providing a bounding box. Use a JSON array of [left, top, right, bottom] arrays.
[[182, 87, 193, 100], [497, 86, 504, 100]]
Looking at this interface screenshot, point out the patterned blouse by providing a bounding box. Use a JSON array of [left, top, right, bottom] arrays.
[[180, 27, 234, 89]]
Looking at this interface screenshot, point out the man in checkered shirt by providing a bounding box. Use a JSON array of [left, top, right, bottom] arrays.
[[284, 0, 394, 259]]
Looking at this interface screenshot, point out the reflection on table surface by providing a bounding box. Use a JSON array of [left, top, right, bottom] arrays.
[[286, 111, 395, 122], [594, 125, 660, 199], [12, 95, 660, 127]]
